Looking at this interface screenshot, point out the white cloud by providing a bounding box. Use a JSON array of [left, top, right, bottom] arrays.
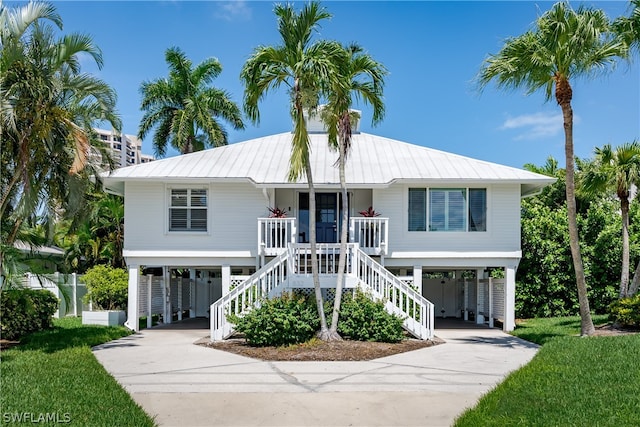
[[215, 1, 252, 22], [499, 111, 569, 141]]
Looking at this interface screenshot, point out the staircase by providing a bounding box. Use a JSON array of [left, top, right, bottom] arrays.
[[210, 244, 434, 341]]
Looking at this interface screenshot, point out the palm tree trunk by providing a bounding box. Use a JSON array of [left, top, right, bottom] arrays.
[[557, 77, 595, 336], [305, 162, 330, 339], [330, 138, 348, 336], [620, 197, 630, 298], [629, 260, 640, 296]]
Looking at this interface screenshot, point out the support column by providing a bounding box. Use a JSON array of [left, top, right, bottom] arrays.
[[412, 265, 422, 292], [189, 269, 196, 318], [476, 268, 484, 325], [504, 266, 516, 332], [163, 266, 172, 324], [147, 275, 153, 329], [125, 265, 140, 331], [222, 264, 231, 297]]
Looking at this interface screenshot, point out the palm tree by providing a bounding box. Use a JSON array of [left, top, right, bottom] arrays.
[[581, 142, 640, 298], [241, 2, 343, 340], [321, 43, 387, 335], [477, 2, 627, 335], [1, 2, 120, 284], [138, 47, 245, 157], [614, 0, 640, 55]]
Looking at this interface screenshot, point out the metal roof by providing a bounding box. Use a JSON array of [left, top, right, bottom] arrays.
[[103, 132, 554, 196]]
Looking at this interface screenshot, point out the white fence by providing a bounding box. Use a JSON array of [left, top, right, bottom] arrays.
[[477, 278, 505, 328], [23, 272, 88, 318]]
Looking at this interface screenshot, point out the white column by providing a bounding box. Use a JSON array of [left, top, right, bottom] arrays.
[[476, 268, 484, 325], [464, 279, 469, 321], [504, 266, 516, 332], [488, 277, 494, 329], [163, 266, 172, 324], [412, 265, 422, 292], [147, 274, 153, 329], [189, 269, 196, 318], [222, 264, 231, 297], [125, 265, 140, 331]]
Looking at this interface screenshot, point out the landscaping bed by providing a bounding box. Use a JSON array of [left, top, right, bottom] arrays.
[[202, 335, 441, 361]]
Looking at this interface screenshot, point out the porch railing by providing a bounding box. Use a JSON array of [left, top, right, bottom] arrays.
[[210, 248, 291, 340], [290, 243, 356, 275], [258, 218, 297, 256], [211, 242, 434, 341], [355, 248, 434, 340], [350, 217, 388, 255]]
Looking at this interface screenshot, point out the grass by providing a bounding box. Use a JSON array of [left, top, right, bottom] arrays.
[[1, 317, 156, 426], [511, 314, 609, 345], [455, 316, 640, 427]]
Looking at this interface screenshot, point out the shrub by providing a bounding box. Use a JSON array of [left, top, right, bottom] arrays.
[[227, 293, 320, 347], [338, 290, 405, 343], [83, 265, 128, 311], [1, 289, 59, 340], [608, 294, 640, 328]]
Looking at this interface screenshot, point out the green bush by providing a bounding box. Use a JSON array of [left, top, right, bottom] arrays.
[[0, 289, 59, 340], [337, 290, 405, 343], [227, 293, 320, 347], [82, 265, 128, 311], [608, 294, 640, 328]]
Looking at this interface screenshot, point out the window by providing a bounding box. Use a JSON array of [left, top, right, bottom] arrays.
[[407, 188, 486, 232], [169, 189, 207, 231], [468, 189, 487, 232], [429, 189, 466, 231], [408, 188, 426, 231]]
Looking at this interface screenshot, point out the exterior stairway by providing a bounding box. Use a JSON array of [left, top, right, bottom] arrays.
[[210, 243, 434, 341]]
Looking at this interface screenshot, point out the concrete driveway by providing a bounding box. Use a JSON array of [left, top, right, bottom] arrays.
[[92, 321, 538, 427]]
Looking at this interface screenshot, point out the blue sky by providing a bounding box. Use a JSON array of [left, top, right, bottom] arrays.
[[51, 0, 639, 169]]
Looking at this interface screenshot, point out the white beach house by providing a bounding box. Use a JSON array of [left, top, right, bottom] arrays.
[[103, 117, 553, 340]]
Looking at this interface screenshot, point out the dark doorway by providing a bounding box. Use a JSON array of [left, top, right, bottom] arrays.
[[298, 193, 349, 244]]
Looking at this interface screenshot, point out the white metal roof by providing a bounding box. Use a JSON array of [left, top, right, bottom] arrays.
[[103, 132, 554, 196]]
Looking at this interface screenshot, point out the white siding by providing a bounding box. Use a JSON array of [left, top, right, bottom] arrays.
[[124, 181, 265, 255], [375, 183, 521, 254]]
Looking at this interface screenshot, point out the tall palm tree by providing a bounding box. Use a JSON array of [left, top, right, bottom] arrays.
[[1, 2, 120, 284], [477, 2, 627, 335], [241, 2, 343, 340], [581, 142, 640, 298], [138, 47, 245, 157], [321, 43, 387, 334]]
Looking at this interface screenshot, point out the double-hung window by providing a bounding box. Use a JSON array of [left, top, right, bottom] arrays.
[[169, 189, 207, 232], [408, 187, 486, 232]]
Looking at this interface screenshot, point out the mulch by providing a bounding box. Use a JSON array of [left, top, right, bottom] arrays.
[[199, 335, 444, 361]]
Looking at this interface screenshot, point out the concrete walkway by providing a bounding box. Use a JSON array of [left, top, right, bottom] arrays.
[[93, 321, 538, 427]]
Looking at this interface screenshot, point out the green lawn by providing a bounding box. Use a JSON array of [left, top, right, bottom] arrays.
[[1, 317, 156, 426], [455, 316, 640, 427]]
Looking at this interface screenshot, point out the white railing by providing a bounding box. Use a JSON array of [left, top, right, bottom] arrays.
[[210, 248, 291, 340], [258, 218, 296, 256], [211, 241, 434, 341], [350, 217, 388, 255], [290, 243, 356, 275], [355, 248, 434, 340]]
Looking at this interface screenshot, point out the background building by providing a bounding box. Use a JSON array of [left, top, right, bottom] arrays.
[[94, 128, 154, 168]]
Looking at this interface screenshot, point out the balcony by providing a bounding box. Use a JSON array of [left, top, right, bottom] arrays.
[[349, 217, 388, 256], [258, 217, 388, 258], [258, 218, 296, 256]]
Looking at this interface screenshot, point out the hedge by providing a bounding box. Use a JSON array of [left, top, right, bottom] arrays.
[[1, 289, 59, 340]]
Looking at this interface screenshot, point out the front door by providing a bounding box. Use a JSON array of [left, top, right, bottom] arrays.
[[298, 193, 346, 243], [316, 193, 337, 243]]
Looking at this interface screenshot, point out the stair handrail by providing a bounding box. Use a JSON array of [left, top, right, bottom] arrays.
[[210, 247, 292, 340], [354, 248, 434, 339]]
